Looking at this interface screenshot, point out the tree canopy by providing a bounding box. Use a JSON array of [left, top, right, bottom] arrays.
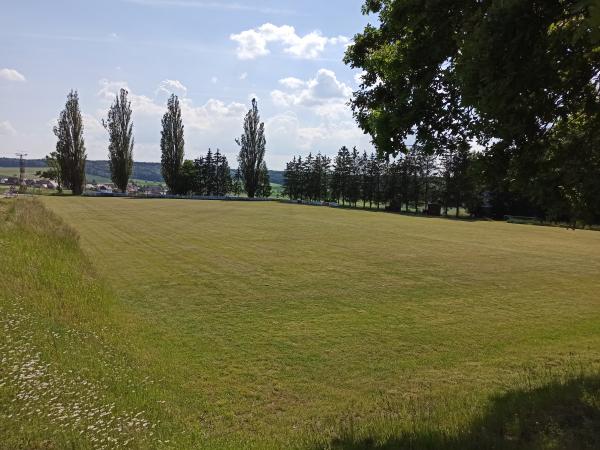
[[53, 90, 87, 195], [103, 88, 134, 193], [345, 0, 600, 224], [161, 94, 185, 194], [236, 99, 267, 198]]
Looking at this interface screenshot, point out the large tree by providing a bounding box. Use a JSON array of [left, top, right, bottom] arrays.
[[36, 152, 64, 192], [103, 88, 134, 193], [236, 99, 266, 198], [345, 0, 600, 223], [214, 149, 232, 197], [161, 94, 185, 194], [53, 90, 87, 195]]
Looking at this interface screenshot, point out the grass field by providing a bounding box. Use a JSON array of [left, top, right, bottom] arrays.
[[2, 197, 600, 449]]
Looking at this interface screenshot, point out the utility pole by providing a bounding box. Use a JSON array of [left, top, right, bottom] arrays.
[[16, 153, 27, 193]]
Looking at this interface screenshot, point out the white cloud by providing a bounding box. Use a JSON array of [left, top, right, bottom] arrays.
[[92, 79, 252, 161], [211, 76, 218, 84], [82, 113, 104, 134], [279, 77, 305, 89], [98, 79, 164, 116], [230, 23, 348, 60], [98, 79, 248, 126], [354, 71, 366, 85], [0, 120, 17, 136], [98, 79, 128, 100], [0, 68, 26, 82], [181, 98, 246, 131], [157, 79, 188, 96], [266, 111, 370, 158], [329, 36, 350, 46], [239, 72, 248, 80], [270, 69, 352, 118]]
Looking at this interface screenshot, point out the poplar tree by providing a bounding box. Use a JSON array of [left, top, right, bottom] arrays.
[[161, 94, 185, 194], [103, 88, 134, 193], [53, 90, 87, 195], [236, 99, 266, 198]]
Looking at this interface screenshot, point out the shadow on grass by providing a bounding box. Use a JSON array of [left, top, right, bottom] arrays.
[[320, 375, 600, 450]]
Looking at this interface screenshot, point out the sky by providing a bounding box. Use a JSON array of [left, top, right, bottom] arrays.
[[0, 0, 375, 170]]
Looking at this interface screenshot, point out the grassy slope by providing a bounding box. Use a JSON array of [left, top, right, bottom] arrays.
[[2, 197, 600, 449], [0, 200, 179, 449]]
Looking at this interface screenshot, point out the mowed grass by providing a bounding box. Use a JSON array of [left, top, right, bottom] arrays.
[[3, 197, 600, 449]]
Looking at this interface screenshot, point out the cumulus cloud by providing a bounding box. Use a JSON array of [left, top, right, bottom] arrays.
[[0, 68, 26, 82], [354, 71, 366, 85], [98, 79, 164, 116], [92, 78, 251, 160], [0, 120, 17, 136], [266, 111, 370, 158], [82, 113, 104, 134], [180, 98, 246, 131], [230, 23, 348, 60], [157, 79, 188, 96], [98, 78, 247, 127], [271, 69, 352, 118], [278, 77, 305, 89]]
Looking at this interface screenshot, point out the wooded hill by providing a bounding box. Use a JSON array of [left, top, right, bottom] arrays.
[[0, 158, 284, 185]]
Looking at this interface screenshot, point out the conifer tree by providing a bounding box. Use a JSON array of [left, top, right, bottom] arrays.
[[203, 148, 216, 195], [316, 153, 331, 201], [232, 168, 244, 197], [179, 159, 197, 195], [214, 149, 232, 196], [194, 156, 206, 195], [332, 146, 352, 205], [53, 90, 87, 195], [348, 147, 362, 207], [283, 157, 297, 200], [161, 94, 185, 194], [103, 88, 134, 193]]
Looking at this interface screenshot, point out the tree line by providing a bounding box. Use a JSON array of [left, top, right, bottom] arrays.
[[47, 91, 270, 197], [283, 145, 473, 216]]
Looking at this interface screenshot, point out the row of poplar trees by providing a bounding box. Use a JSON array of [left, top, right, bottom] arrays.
[[49, 89, 134, 195], [49, 91, 270, 197], [160, 97, 271, 197], [284, 145, 473, 216]]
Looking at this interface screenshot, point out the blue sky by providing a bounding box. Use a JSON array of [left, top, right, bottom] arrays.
[[0, 0, 374, 169]]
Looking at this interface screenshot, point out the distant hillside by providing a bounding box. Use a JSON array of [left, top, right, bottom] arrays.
[[0, 158, 284, 185]]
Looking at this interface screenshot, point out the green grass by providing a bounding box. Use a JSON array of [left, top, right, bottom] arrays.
[[2, 197, 600, 449]]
